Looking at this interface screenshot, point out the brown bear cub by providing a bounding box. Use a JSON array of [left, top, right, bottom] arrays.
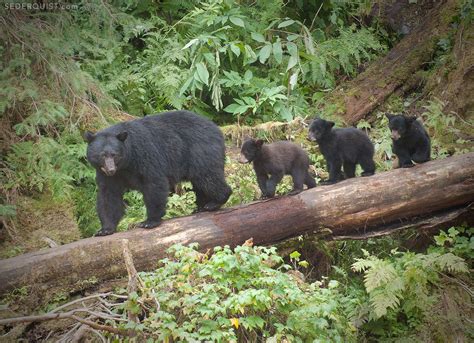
[[239, 139, 316, 198]]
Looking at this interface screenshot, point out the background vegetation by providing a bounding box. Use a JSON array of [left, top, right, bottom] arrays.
[[0, 0, 472, 341]]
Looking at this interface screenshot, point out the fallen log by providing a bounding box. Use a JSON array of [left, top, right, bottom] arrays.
[[0, 153, 473, 296]]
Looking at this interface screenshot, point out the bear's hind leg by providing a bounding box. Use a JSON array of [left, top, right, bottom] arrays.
[[304, 171, 316, 189], [197, 173, 232, 211], [359, 155, 375, 176], [412, 148, 430, 164], [289, 168, 305, 195], [139, 180, 168, 229], [343, 161, 356, 178]]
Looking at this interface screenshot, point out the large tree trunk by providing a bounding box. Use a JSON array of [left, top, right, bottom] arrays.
[[326, 0, 460, 124], [0, 153, 473, 296]]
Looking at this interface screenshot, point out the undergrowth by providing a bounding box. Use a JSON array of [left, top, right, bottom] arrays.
[[9, 227, 469, 341]]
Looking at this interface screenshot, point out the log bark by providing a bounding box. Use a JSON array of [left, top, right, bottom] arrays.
[[0, 153, 473, 296], [327, 0, 460, 124]]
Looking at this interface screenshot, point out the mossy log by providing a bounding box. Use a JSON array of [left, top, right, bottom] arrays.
[[330, 0, 460, 124], [0, 153, 473, 296]]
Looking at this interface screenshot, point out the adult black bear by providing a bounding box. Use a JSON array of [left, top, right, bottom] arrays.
[[386, 114, 431, 168], [239, 139, 316, 198], [308, 118, 375, 184], [84, 110, 232, 236]]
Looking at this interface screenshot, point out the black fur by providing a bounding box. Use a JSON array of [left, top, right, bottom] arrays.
[[308, 118, 375, 184], [239, 139, 316, 198], [386, 114, 431, 168], [84, 110, 232, 236]]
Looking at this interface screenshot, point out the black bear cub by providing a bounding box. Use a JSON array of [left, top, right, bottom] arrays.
[[308, 118, 375, 184], [84, 110, 232, 236], [386, 114, 431, 168], [239, 139, 316, 198]]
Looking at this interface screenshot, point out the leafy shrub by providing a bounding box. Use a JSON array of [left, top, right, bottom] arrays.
[[117, 243, 355, 342]]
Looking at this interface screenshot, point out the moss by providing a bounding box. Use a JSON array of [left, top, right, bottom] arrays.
[[0, 194, 80, 259]]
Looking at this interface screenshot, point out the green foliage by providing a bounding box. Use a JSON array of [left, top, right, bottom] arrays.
[[176, 1, 386, 122], [117, 243, 354, 341], [4, 131, 93, 199], [421, 97, 472, 157], [431, 226, 474, 263], [351, 241, 469, 338]]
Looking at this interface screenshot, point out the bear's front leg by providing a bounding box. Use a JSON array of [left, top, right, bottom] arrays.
[[95, 181, 125, 236], [393, 145, 414, 168], [322, 158, 343, 184], [139, 180, 168, 229], [256, 172, 269, 199], [265, 172, 284, 198]]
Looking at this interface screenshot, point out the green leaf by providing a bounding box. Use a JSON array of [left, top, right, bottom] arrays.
[[244, 70, 253, 81], [286, 55, 298, 71], [286, 42, 298, 57], [251, 32, 266, 43], [195, 62, 209, 86], [273, 40, 283, 64], [258, 44, 272, 64], [182, 38, 199, 50], [287, 34, 299, 41], [289, 251, 301, 260], [229, 16, 245, 28], [278, 19, 295, 28], [230, 43, 241, 57]]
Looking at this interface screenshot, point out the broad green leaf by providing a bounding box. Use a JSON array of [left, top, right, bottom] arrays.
[[286, 41, 298, 57], [230, 43, 241, 57], [259, 44, 272, 64], [251, 32, 266, 43], [224, 103, 244, 114], [286, 55, 298, 71], [195, 62, 209, 86], [244, 70, 253, 81], [272, 40, 283, 64], [278, 19, 295, 28], [229, 16, 245, 27], [287, 34, 299, 41]]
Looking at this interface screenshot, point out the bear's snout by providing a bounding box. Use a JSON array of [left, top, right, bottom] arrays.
[[101, 156, 117, 176], [238, 153, 249, 164], [391, 130, 401, 140]]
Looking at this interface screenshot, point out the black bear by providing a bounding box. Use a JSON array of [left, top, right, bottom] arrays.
[[386, 114, 431, 168], [238, 139, 316, 198], [308, 118, 375, 184], [84, 110, 232, 236]]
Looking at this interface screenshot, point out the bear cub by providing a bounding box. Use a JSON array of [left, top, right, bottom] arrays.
[[386, 114, 431, 168], [308, 118, 375, 184], [239, 139, 316, 198], [84, 110, 231, 236]]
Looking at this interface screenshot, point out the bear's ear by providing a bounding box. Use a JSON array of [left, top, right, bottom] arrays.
[[255, 139, 264, 148], [116, 131, 128, 142], [83, 131, 95, 143], [327, 121, 335, 128], [385, 113, 395, 121], [405, 117, 416, 125]]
